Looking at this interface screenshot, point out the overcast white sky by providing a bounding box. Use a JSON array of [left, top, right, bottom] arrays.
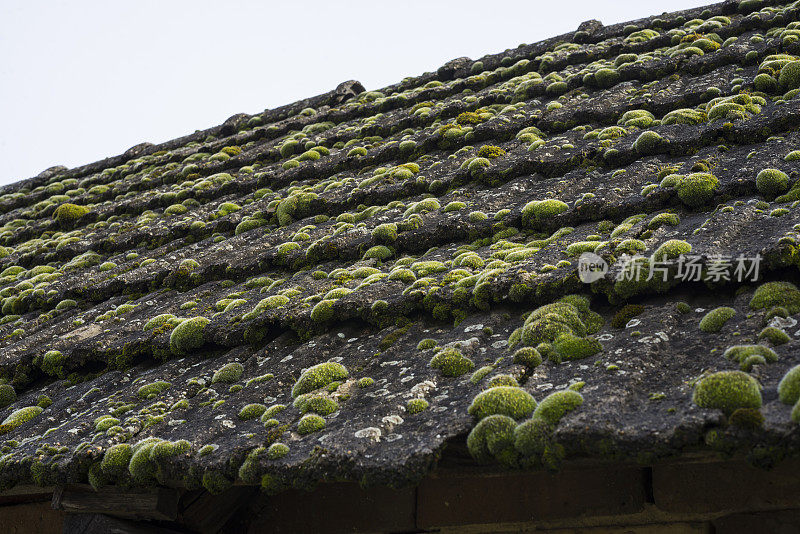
[[0, 1, 710, 186]]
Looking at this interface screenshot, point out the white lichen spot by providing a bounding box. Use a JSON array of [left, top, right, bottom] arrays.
[[771, 316, 797, 329], [625, 318, 641, 328], [220, 420, 236, 429], [337, 333, 345, 338], [491, 340, 508, 349], [464, 323, 484, 333], [382, 415, 403, 425], [400, 375, 415, 383], [280, 355, 293, 363], [385, 433, 402, 442], [355, 427, 382, 441], [411, 380, 436, 397], [597, 333, 614, 341]]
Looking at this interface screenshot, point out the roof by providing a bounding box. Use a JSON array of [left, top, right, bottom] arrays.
[[1, 0, 800, 497]]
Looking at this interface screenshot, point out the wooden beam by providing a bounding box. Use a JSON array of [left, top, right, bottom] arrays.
[[62, 514, 184, 534], [179, 486, 256, 534], [52, 485, 178, 522]]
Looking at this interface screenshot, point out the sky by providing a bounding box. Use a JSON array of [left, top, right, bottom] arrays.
[[0, 0, 711, 186]]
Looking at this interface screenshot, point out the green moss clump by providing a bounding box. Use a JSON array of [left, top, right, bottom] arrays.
[[363, 245, 393, 261], [611, 304, 644, 328], [136, 380, 171, 399], [467, 414, 517, 464], [0, 384, 16, 408], [40, 350, 65, 377], [143, 313, 180, 332], [779, 60, 800, 91], [692, 371, 762, 415], [357, 377, 374, 388], [676, 302, 691, 314], [468, 386, 537, 420], [310, 299, 336, 322], [754, 73, 778, 93], [724, 344, 778, 371], [406, 398, 429, 415], [699, 307, 736, 333], [477, 145, 506, 159], [202, 470, 233, 495], [749, 281, 800, 314], [552, 333, 602, 361], [127, 439, 161, 483], [758, 326, 790, 345], [275, 192, 318, 226], [291, 362, 348, 397], [100, 444, 132, 477], [212, 362, 244, 384], [778, 365, 800, 405], [169, 316, 210, 355], [429, 347, 475, 377], [372, 223, 398, 243], [297, 414, 326, 435], [416, 339, 437, 350], [299, 395, 339, 415], [513, 417, 552, 456], [756, 168, 790, 199], [728, 407, 765, 430], [676, 173, 718, 208], [267, 442, 289, 460], [633, 131, 664, 154], [647, 212, 679, 229], [532, 390, 583, 425], [53, 203, 90, 227], [512, 347, 542, 369], [488, 375, 519, 388], [0, 406, 42, 435], [238, 403, 267, 420], [521, 199, 568, 227]]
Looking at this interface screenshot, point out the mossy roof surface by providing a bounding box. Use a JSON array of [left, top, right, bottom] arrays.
[[2, 0, 800, 493]]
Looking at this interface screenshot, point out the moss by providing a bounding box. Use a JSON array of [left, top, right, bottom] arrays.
[[470, 365, 494, 384], [143, 314, 179, 332], [238, 403, 267, 420], [513, 417, 552, 456], [297, 414, 326, 435], [778, 60, 800, 91], [310, 299, 336, 322], [267, 442, 289, 460], [676, 173, 718, 208], [699, 307, 736, 333], [756, 168, 790, 199], [477, 145, 506, 159], [99, 443, 132, 478], [429, 347, 474, 377], [648, 212, 680, 229], [724, 345, 778, 371], [53, 203, 90, 227], [292, 362, 348, 397], [299, 396, 338, 415], [611, 304, 644, 328], [468, 386, 537, 420], [758, 326, 790, 345], [467, 414, 517, 463], [406, 398, 429, 415], [0, 405, 42, 435], [521, 199, 568, 227], [532, 390, 583, 425], [202, 470, 233, 495], [778, 365, 800, 405], [692, 371, 762, 415], [729, 407, 765, 430], [95, 416, 119, 432], [633, 131, 664, 154], [552, 333, 602, 360], [136, 381, 171, 399], [212, 362, 244, 384], [357, 377, 374, 388], [41, 350, 65, 377], [749, 281, 800, 314], [372, 223, 398, 243], [169, 316, 209, 355], [363, 245, 393, 261], [0, 384, 15, 408], [512, 347, 542, 369], [127, 439, 161, 483], [416, 339, 437, 350]]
